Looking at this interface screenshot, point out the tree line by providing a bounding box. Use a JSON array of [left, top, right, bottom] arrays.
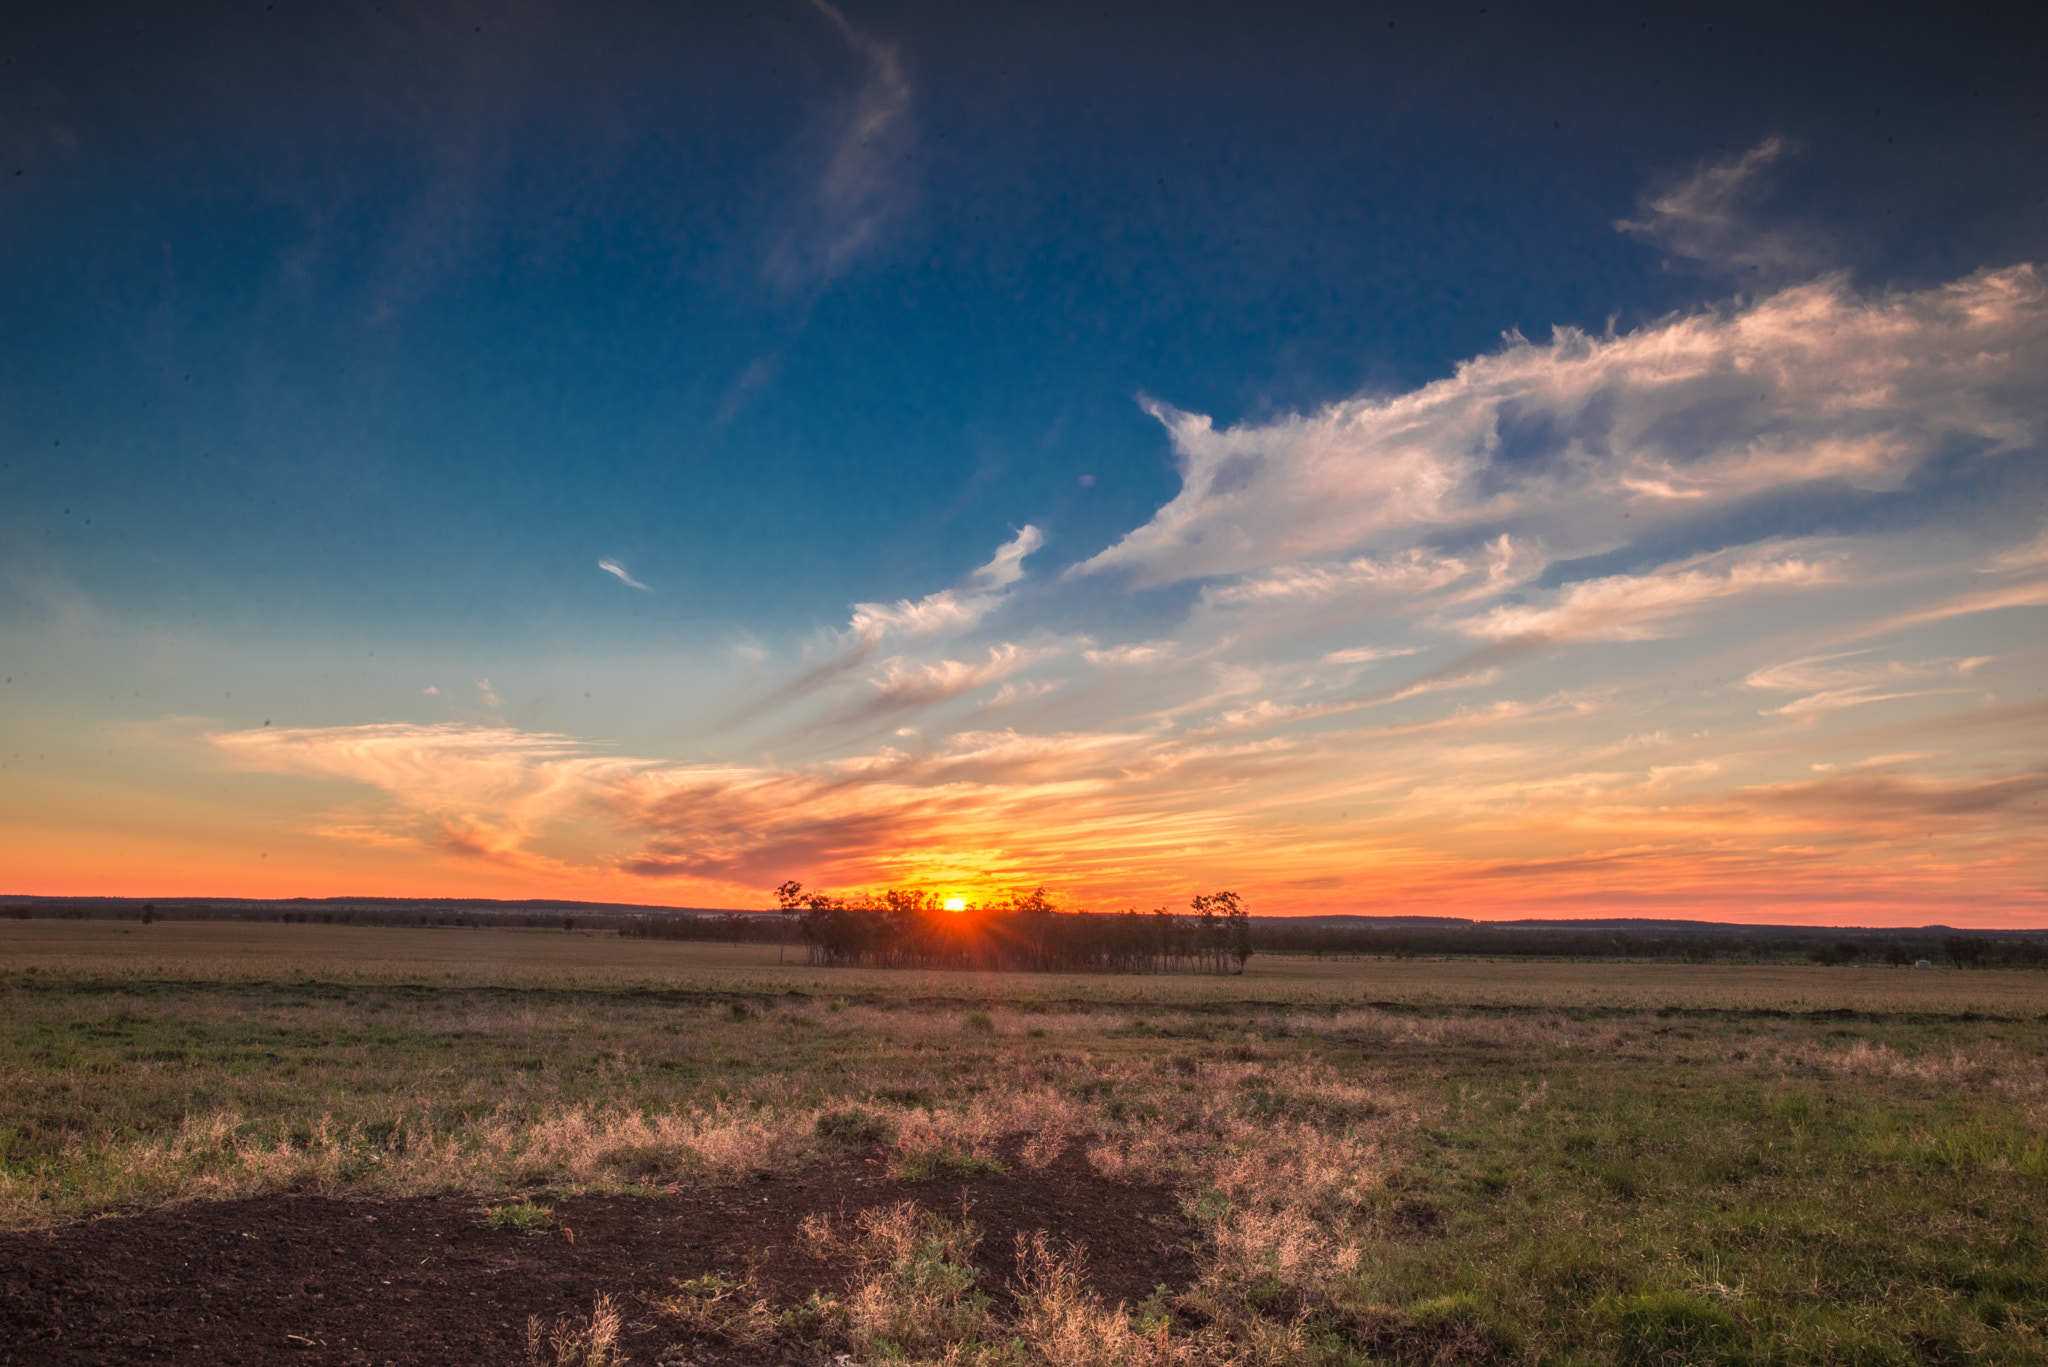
[[1250, 924, 2048, 967], [17, 898, 2041, 971], [728, 885, 1256, 974]]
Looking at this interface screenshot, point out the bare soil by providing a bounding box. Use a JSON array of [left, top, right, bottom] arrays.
[[0, 1147, 1197, 1366]]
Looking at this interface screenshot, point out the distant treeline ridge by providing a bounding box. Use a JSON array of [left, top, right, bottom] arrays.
[[1247, 923, 2048, 969], [7, 897, 2044, 970]]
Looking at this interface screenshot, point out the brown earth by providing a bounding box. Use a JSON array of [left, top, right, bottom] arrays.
[[0, 1147, 1198, 1366]]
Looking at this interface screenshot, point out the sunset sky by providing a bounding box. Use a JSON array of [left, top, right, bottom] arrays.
[[3, 2, 2045, 924]]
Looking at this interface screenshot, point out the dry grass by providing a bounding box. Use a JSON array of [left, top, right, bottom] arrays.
[[7, 923, 2048, 1363], [776, 1205, 1218, 1366], [1007, 1232, 1197, 1367], [526, 1293, 626, 1367]]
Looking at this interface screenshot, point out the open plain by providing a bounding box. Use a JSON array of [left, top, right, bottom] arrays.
[[3, 921, 2046, 1364]]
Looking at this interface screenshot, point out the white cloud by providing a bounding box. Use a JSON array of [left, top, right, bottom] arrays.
[[598, 558, 650, 591], [1765, 687, 1965, 719], [1070, 266, 2046, 591], [1205, 548, 1477, 608], [1447, 550, 1834, 642], [1083, 641, 1175, 668], [847, 525, 1043, 642], [1745, 651, 1992, 693], [968, 525, 1046, 590], [1320, 646, 1424, 666], [846, 591, 990, 640], [1747, 651, 1992, 720], [862, 643, 1054, 714], [727, 526, 1048, 729]]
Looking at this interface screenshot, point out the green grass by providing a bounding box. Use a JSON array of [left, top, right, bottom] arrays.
[[892, 1146, 1008, 1182], [1330, 1015, 2048, 1364], [2, 927, 2046, 1364], [481, 1199, 554, 1233]]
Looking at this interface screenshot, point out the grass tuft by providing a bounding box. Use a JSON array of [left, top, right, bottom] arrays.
[[892, 1144, 1008, 1182], [482, 1199, 554, 1234], [525, 1292, 624, 1366], [815, 1106, 896, 1147], [1598, 1289, 1744, 1366]]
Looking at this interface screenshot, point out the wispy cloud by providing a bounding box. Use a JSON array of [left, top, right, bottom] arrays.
[[1615, 136, 1823, 279], [210, 722, 642, 874], [967, 525, 1045, 590], [850, 643, 1057, 720], [767, 0, 915, 291], [1204, 545, 1493, 608], [848, 526, 1044, 641], [1746, 651, 1991, 693], [1446, 549, 1834, 642], [847, 526, 1044, 640], [1989, 522, 2048, 570], [1320, 646, 1424, 666], [1072, 266, 2045, 591], [1083, 641, 1176, 669], [723, 525, 1044, 727], [1841, 576, 2048, 644], [598, 558, 650, 591]]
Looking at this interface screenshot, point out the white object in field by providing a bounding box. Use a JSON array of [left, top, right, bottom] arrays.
[[1914, 960, 1933, 969]]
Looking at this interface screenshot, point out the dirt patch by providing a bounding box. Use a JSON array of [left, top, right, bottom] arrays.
[[0, 1147, 1196, 1365]]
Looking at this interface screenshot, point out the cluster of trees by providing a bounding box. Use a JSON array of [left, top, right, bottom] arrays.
[[618, 912, 788, 944], [1254, 924, 1782, 961], [1819, 935, 2045, 969], [768, 884, 1254, 974]]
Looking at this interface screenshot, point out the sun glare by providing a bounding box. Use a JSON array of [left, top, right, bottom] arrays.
[[943, 896, 967, 911]]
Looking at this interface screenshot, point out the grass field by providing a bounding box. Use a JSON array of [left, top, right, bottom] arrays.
[[4, 920, 2047, 1363]]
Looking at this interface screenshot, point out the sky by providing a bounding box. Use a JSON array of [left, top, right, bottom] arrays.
[[2, 1, 2045, 925]]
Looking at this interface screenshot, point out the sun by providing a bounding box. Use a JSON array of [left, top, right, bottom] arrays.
[[942, 896, 967, 912]]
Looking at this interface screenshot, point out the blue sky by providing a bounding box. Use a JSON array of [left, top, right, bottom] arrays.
[[3, 1, 2045, 919]]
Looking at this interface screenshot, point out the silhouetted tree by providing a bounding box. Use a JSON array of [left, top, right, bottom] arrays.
[[775, 880, 806, 962]]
